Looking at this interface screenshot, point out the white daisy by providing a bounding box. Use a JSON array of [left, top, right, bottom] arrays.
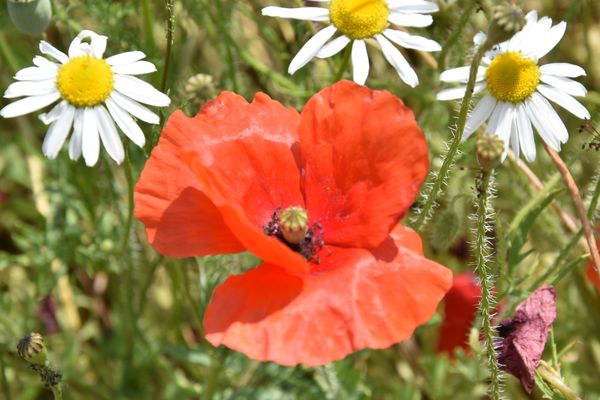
[[437, 11, 590, 162], [0, 30, 170, 166], [262, 0, 441, 86]]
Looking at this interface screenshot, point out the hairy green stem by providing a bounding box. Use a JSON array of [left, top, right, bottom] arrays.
[[538, 361, 581, 400], [437, 0, 479, 71], [473, 168, 502, 400], [413, 41, 487, 231], [160, 0, 175, 94]]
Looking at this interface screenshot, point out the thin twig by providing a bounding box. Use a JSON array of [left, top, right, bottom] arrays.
[[543, 144, 600, 281]]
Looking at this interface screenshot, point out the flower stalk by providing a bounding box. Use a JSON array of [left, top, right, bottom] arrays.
[[472, 168, 502, 400], [543, 143, 600, 282], [414, 39, 488, 231], [537, 361, 581, 400]]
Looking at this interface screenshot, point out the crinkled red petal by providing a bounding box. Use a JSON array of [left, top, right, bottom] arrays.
[[299, 81, 429, 249], [204, 225, 451, 366]]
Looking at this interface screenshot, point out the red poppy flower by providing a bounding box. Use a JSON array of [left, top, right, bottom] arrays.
[[436, 272, 481, 356], [134, 80, 452, 366]]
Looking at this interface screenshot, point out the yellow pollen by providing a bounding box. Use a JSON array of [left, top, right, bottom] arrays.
[[485, 51, 540, 103], [329, 0, 389, 40], [56, 55, 114, 108]]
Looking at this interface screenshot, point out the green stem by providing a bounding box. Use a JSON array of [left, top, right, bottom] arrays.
[[437, 0, 479, 71], [332, 45, 352, 83], [538, 361, 581, 400], [473, 168, 502, 400], [119, 149, 135, 255], [51, 385, 63, 400], [549, 328, 559, 371], [413, 42, 487, 231], [140, 0, 156, 52], [203, 351, 226, 400], [0, 355, 11, 400], [160, 0, 175, 94]]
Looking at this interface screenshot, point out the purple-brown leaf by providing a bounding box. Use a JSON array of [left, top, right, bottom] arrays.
[[497, 285, 557, 393]]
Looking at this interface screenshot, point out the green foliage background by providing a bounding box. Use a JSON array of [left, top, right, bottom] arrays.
[[0, 0, 599, 398]]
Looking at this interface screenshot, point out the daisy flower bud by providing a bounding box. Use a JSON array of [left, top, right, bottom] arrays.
[[17, 332, 48, 365], [7, 0, 52, 36], [485, 3, 525, 48]]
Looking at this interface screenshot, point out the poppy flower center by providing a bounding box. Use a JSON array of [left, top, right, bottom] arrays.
[[56, 55, 114, 108], [329, 0, 389, 40], [485, 51, 540, 103], [263, 206, 324, 263]]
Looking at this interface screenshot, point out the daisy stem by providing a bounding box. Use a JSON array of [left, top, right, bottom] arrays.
[[333, 45, 352, 83], [119, 149, 135, 255], [160, 0, 175, 94], [413, 43, 487, 232], [437, 0, 479, 72], [473, 167, 502, 400], [543, 143, 600, 282]]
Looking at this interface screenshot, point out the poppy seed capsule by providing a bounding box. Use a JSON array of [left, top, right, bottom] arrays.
[[17, 332, 48, 365], [7, 0, 53, 36], [476, 134, 504, 171], [279, 206, 308, 245]]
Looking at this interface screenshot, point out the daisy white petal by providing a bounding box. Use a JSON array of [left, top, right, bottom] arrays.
[[39, 100, 68, 125], [42, 104, 75, 159], [388, 12, 433, 27], [14, 66, 57, 81], [262, 6, 330, 21], [376, 35, 418, 87], [69, 110, 84, 160], [464, 94, 497, 138], [387, 0, 439, 13], [525, 96, 561, 150], [436, 83, 485, 101], [114, 75, 171, 107], [351, 40, 369, 85], [532, 21, 566, 60], [39, 41, 69, 64], [288, 25, 337, 74], [494, 103, 514, 155], [111, 61, 157, 75], [4, 80, 56, 99], [439, 66, 486, 83], [32, 56, 59, 69], [96, 105, 125, 164], [540, 75, 586, 97], [82, 107, 101, 166], [105, 51, 146, 66], [316, 35, 350, 58], [536, 84, 590, 120], [509, 117, 519, 161], [383, 29, 441, 52], [515, 103, 536, 162], [106, 97, 146, 147], [0, 92, 60, 118], [539, 63, 586, 78], [109, 92, 160, 124]]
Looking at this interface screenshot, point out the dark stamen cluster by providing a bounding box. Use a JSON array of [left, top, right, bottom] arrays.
[[579, 121, 600, 151], [263, 210, 325, 263]]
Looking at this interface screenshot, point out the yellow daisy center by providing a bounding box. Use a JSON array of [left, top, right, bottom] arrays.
[[56, 55, 114, 108], [485, 51, 540, 103], [329, 0, 389, 40]]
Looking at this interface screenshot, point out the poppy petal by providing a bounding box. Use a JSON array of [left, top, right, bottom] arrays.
[[135, 92, 304, 261], [204, 225, 452, 366], [300, 80, 429, 249]]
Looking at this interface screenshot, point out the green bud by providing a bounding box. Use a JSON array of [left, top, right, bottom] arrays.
[[483, 2, 525, 49], [280, 206, 308, 245], [17, 332, 48, 365], [476, 133, 504, 171], [429, 206, 460, 252], [6, 0, 52, 36]]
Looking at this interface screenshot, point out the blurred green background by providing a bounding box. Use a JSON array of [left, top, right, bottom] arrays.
[[1, 0, 600, 398]]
